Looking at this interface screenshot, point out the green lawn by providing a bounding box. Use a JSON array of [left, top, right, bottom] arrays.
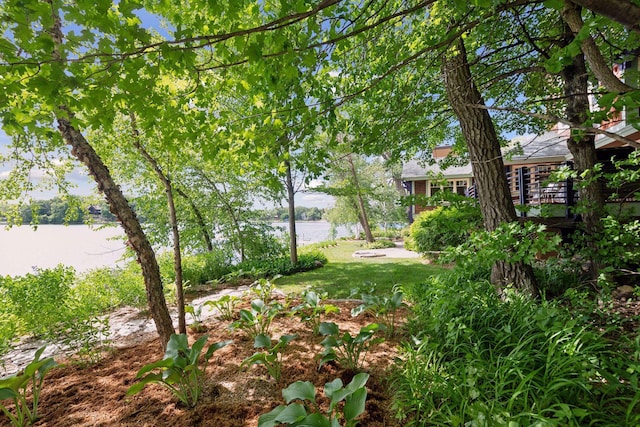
[[274, 240, 446, 298]]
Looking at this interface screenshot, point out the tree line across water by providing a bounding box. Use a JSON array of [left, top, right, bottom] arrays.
[[0, 198, 329, 225]]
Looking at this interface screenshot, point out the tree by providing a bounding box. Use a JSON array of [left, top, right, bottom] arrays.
[[441, 37, 538, 298]]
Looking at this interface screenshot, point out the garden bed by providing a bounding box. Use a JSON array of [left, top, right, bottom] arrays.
[[1, 299, 406, 427]]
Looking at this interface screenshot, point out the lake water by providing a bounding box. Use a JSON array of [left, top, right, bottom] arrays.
[[0, 222, 350, 277]]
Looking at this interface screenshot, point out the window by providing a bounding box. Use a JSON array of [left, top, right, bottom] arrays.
[[456, 180, 468, 196]]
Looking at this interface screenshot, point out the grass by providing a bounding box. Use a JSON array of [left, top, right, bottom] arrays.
[[274, 240, 445, 298]]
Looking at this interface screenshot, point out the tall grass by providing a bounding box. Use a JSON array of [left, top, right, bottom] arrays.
[[392, 269, 640, 426]]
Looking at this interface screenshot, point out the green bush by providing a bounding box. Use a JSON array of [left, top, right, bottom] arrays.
[[1, 266, 75, 338], [406, 205, 482, 254], [158, 249, 233, 287], [392, 270, 640, 426], [365, 239, 396, 249], [223, 251, 327, 283], [74, 264, 147, 310]]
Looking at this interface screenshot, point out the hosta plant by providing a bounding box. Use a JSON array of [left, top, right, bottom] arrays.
[[351, 286, 405, 337], [204, 295, 241, 321], [127, 333, 232, 407], [0, 346, 57, 427], [232, 299, 282, 340], [185, 304, 206, 332], [248, 278, 277, 302], [292, 290, 340, 335], [258, 373, 370, 427], [319, 322, 385, 371], [242, 334, 297, 381]]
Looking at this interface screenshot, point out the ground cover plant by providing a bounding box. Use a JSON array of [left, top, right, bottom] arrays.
[[127, 334, 232, 408], [0, 347, 56, 427], [259, 373, 370, 427], [393, 268, 640, 426]]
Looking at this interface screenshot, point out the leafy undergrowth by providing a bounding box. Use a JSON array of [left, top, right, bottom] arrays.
[[0, 299, 405, 427]]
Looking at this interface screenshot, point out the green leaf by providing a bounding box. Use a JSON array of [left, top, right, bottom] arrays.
[[282, 381, 316, 404], [344, 386, 367, 422], [543, 0, 564, 10], [319, 322, 339, 336], [126, 372, 164, 395], [204, 340, 233, 360], [324, 378, 343, 400], [254, 334, 272, 348], [258, 405, 286, 427], [0, 388, 18, 400], [299, 413, 332, 427], [274, 403, 307, 423]]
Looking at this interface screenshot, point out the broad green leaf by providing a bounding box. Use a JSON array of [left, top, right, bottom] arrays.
[[204, 340, 233, 360], [274, 403, 307, 423], [344, 386, 367, 422], [319, 322, 339, 336], [324, 378, 343, 400], [0, 388, 18, 400], [282, 381, 316, 404], [254, 334, 272, 348], [258, 405, 286, 427]]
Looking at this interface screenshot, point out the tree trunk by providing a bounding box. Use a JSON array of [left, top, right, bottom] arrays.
[[569, 0, 640, 33], [130, 114, 186, 334], [175, 187, 214, 252], [442, 38, 538, 298], [285, 160, 298, 265], [57, 117, 175, 348], [562, 3, 635, 93], [347, 154, 375, 243], [560, 17, 605, 278], [49, 3, 173, 349]]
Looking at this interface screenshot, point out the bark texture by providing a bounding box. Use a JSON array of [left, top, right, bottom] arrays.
[[57, 117, 175, 348], [569, 0, 640, 33], [442, 38, 538, 298], [560, 20, 606, 278], [49, 1, 173, 349]]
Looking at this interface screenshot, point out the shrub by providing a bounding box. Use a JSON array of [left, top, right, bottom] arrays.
[[222, 251, 327, 283], [159, 248, 233, 287], [74, 264, 146, 310], [406, 204, 482, 254], [364, 240, 396, 250], [1, 266, 75, 338]]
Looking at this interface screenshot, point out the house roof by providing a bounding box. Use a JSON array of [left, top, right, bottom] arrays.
[[401, 159, 473, 179], [504, 129, 571, 162], [402, 129, 572, 180]]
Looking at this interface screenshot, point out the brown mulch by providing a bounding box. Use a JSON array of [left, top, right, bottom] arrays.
[[1, 299, 405, 427]]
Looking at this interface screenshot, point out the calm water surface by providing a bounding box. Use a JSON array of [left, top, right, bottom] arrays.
[[0, 222, 348, 277]]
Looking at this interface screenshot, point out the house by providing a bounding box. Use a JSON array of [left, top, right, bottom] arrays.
[[402, 124, 639, 221], [403, 56, 640, 222]]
